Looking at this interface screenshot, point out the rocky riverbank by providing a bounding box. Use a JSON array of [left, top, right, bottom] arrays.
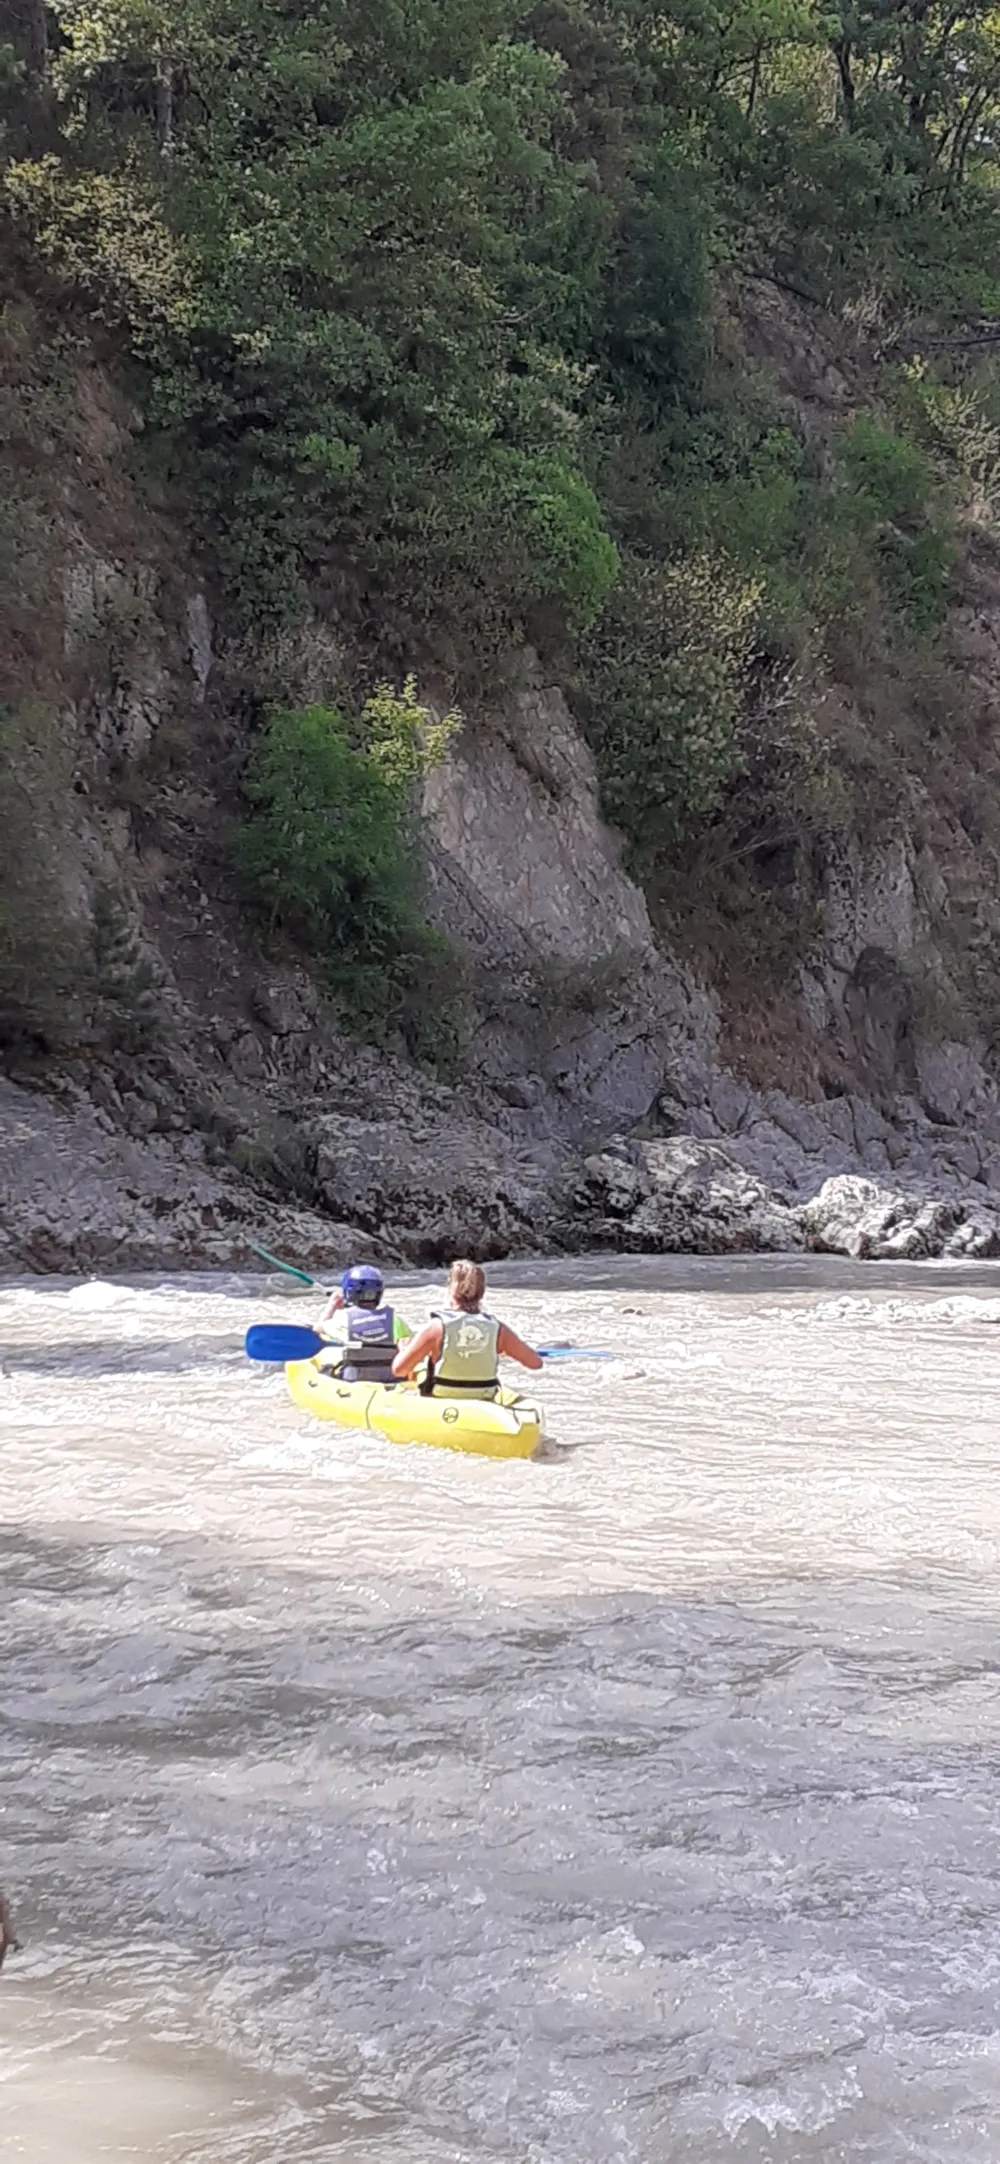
[[8, 181, 1000, 1291], [3, 388, 1000, 1281], [5, 1051, 1000, 1276]]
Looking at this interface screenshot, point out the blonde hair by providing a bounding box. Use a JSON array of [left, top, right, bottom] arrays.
[[448, 1259, 485, 1312]]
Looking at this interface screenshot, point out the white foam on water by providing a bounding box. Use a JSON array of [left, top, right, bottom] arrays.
[[5, 1255, 1000, 2161], [65, 1280, 134, 1311]]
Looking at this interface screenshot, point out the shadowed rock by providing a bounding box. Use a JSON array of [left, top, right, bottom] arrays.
[[0, 1895, 21, 1968]]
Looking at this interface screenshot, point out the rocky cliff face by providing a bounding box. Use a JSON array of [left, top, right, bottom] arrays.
[[6, 277, 1000, 1275], [422, 667, 718, 1131]]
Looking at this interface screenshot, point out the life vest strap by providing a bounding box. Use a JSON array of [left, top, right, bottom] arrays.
[[426, 1375, 500, 1396]]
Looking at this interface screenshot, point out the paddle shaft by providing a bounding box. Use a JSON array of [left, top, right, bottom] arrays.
[[246, 1250, 612, 1361], [247, 1241, 322, 1288], [245, 1324, 611, 1366]]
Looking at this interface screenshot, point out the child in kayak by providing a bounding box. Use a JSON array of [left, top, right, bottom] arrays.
[[391, 1259, 542, 1400], [316, 1265, 412, 1383]]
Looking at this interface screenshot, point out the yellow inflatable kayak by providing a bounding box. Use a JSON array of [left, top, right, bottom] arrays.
[[286, 1358, 543, 1460]]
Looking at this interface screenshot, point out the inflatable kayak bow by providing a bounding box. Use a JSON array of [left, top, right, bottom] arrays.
[[244, 1324, 609, 1461]]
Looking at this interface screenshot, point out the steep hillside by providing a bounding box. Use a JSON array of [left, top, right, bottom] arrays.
[[6, 0, 1000, 1271]]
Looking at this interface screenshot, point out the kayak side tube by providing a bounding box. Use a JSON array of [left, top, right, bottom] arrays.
[[285, 1359, 543, 1460]]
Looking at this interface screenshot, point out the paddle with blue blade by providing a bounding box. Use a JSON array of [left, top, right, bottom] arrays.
[[246, 1324, 328, 1362], [245, 1325, 612, 1365], [537, 1345, 614, 1361]]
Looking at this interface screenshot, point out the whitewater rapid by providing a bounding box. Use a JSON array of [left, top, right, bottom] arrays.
[[4, 1255, 1000, 2163]]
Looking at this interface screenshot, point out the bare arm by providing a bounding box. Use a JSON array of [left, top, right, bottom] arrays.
[[391, 1318, 443, 1379], [317, 1288, 345, 1328], [498, 1323, 543, 1372]]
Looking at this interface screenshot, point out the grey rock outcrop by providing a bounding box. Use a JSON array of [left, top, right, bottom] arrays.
[[0, 1076, 380, 1275], [251, 972, 319, 1039], [307, 1108, 565, 1262], [800, 1174, 1000, 1260], [558, 1135, 803, 1254], [422, 666, 719, 1133], [6, 1047, 1000, 1272], [10, 523, 1000, 1276]]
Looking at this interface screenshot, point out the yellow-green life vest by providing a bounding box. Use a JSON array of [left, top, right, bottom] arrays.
[[432, 1309, 500, 1398]]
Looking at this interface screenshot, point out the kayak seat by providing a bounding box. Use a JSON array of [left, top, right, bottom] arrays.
[[318, 1340, 397, 1385]]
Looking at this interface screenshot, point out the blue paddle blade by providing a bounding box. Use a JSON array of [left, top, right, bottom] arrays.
[[538, 1346, 613, 1362], [245, 1324, 327, 1363]]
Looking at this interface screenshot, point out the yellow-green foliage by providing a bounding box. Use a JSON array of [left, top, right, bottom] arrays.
[[233, 683, 465, 1065], [896, 359, 1000, 536], [6, 156, 191, 330], [582, 556, 763, 875]]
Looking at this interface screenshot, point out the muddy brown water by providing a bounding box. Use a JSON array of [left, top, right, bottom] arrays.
[[4, 1255, 1000, 2162]]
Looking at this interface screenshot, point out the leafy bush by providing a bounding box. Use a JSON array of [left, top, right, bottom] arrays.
[[514, 460, 619, 633], [581, 554, 763, 875], [232, 684, 465, 1065], [839, 418, 932, 528], [836, 417, 956, 633], [359, 444, 618, 651], [895, 359, 1000, 536], [597, 155, 710, 411], [5, 156, 191, 332], [620, 381, 815, 649]]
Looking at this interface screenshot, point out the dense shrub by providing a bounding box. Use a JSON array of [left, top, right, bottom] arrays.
[[4, 0, 1000, 1003], [233, 685, 465, 1065], [836, 417, 956, 633], [581, 555, 763, 876]]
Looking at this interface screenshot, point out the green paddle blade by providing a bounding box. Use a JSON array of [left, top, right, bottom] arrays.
[[247, 1241, 319, 1287]]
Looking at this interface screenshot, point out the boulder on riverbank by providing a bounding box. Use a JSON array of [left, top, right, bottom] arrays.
[[556, 1135, 803, 1253], [800, 1174, 1000, 1260]]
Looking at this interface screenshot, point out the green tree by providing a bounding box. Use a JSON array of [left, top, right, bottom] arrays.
[[582, 554, 763, 874], [233, 686, 463, 1057], [21, 0, 616, 641], [5, 0, 999, 984]]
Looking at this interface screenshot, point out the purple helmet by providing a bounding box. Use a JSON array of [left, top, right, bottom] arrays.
[[341, 1264, 384, 1306]]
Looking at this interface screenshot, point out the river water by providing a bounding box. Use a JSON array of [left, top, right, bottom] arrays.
[[4, 1255, 1000, 2163]]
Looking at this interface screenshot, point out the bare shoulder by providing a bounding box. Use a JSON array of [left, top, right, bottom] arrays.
[[416, 1317, 443, 1349]]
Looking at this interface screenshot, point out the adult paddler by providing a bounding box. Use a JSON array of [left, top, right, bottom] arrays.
[[391, 1259, 542, 1398]]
